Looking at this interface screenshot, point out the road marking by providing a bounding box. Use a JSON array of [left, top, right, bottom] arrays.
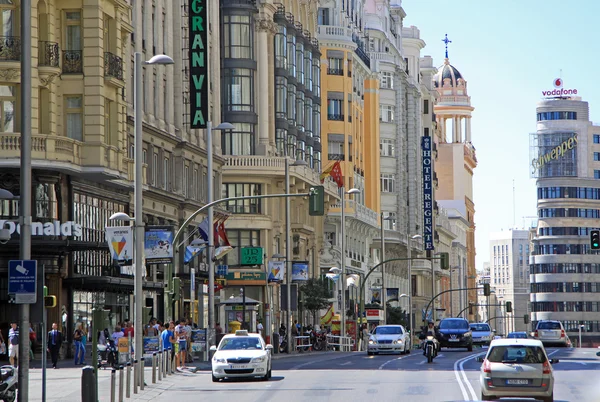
[[290, 353, 355, 370], [339, 361, 353, 366], [378, 353, 417, 370], [453, 352, 485, 401]]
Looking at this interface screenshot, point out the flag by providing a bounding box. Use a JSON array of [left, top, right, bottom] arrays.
[[320, 304, 334, 325], [217, 219, 232, 247], [320, 161, 337, 182], [329, 160, 344, 188], [214, 246, 234, 260], [197, 217, 209, 242], [184, 245, 205, 264]]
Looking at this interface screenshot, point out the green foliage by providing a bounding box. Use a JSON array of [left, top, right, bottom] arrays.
[[300, 278, 332, 317], [386, 305, 408, 327]]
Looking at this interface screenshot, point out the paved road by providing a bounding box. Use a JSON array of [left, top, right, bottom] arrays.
[[24, 347, 600, 401]]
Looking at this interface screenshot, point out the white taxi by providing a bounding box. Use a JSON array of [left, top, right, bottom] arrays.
[[210, 330, 273, 382]]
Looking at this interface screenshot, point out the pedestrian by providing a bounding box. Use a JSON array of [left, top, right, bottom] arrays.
[[47, 323, 63, 369], [184, 318, 193, 363], [174, 319, 187, 369], [256, 319, 264, 338], [145, 318, 158, 336], [8, 322, 19, 367], [80, 324, 88, 362], [73, 322, 85, 365], [361, 324, 370, 351], [29, 324, 36, 361], [215, 322, 223, 335], [111, 325, 124, 345], [0, 328, 6, 356]]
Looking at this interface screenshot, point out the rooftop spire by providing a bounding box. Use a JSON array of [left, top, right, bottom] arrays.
[[442, 33, 452, 59]]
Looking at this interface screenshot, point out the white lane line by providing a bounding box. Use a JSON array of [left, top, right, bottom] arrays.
[[339, 361, 353, 366], [378, 353, 416, 370], [459, 354, 483, 401], [453, 355, 471, 401], [454, 352, 485, 401], [290, 353, 356, 370]]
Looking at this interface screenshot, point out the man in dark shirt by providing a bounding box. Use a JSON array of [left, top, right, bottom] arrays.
[[47, 323, 63, 369]]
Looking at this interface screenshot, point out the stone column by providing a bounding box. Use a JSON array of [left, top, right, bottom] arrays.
[[256, 19, 275, 153], [466, 116, 472, 143], [452, 116, 458, 143]]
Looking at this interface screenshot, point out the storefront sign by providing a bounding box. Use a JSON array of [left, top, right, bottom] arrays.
[[203, 278, 226, 291], [240, 247, 264, 265], [226, 271, 266, 285], [0, 220, 83, 238], [531, 134, 578, 173], [144, 226, 174, 264], [189, 0, 208, 128], [366, 309, 383, 319], [421, 136, 434, 250], [542, 78, 577, 97]]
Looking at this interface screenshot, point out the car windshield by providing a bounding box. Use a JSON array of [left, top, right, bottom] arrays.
[[470, 324, 491, 332], [440, 320, 469, 330], [538, 322, 561, 330], [507, 332, 528, 339], [218, 337, 263, 351], [487, 345, 547, 364], [374, 326, 403, 335]]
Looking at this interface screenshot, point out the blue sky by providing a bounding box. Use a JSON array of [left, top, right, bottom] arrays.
[[402, 0, 600, 269]]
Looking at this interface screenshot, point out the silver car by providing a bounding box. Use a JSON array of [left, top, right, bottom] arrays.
[[478, 338, 558, 402], [534, 320, 568, 347], [367, 324, 410, 355]]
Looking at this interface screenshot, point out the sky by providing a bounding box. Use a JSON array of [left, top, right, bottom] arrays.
[[401, 0, 600, 270]]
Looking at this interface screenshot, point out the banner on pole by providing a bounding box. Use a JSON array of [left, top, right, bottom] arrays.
[[106, 226, 133, 266], [144, 226, 174, 264], [267, 260, 285, 282]]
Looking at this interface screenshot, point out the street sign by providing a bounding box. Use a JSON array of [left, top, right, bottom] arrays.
[[240, 247, 263, 265], [8, 260, 37, 304]]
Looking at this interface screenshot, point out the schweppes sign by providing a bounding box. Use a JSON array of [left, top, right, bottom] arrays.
[[531, 134, 578, 173]]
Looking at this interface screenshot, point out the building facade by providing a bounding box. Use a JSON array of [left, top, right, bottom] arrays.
[[490, 229, 530, 333], [529, 89, 600, 346]]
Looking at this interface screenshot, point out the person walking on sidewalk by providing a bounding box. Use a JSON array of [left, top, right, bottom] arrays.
[[47, 323, 63, 369], [8, 322, 19, 367], [73, 323, 85, 365], [174, 319, 187, 370]]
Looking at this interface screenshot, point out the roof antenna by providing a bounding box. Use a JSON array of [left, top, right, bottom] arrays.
[[513, 179, 516, 228], [442, 34, 452, 59]]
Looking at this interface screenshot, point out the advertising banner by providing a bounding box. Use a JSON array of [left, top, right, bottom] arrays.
[[370, 288, 381, 304], [386, 288, 399, 302], [106, 226, 133, 266], [268, 260, 285, 282], [143, 336, 160, 355], [191, 329, 207, 353], [189, 0, 208, 128], [117, 337, 129, 354], [421, 136, 434, 250], [291, 261, 309, 281], [144, 226, 174, 264]]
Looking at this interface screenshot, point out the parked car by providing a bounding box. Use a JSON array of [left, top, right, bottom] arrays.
[[367, 324, 411, 355], [470, 322, 493, 346], [210, 330, 273, 382], [478, 338, 558, 401], [437, 318, 473, 351], [533, 320, 569, 347]]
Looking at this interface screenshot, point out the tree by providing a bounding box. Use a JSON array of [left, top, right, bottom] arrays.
[[300, 278, 332, 324], [386, 305, 408, 327]]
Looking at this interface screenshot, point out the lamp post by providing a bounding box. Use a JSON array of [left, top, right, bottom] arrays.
[[380, 214, 393, 324], [340, 188, 360, 341], [284, 157, 307, 352], [205, 121, 234, 339], [406, 234, 421, 338]]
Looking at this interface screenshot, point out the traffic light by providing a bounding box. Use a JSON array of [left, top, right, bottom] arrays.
[[524, 314, 530, 324], [439, 252, 450, 270], [483, 283, 491, 296], [591, 230, 600, 250], [309, 186, 325, 216], [172, 277, 181, 301], [506, 301, 513, 313], [44, 295, 56, 308], [468, 302, 474, 315]]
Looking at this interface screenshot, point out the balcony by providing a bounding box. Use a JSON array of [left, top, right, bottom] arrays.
[[329, 199, 379, 228], [104, 52, 124, 80], [0, 36, 20, 61], [327, 113, 344, 121], [327, 68, 343, 76], [316, 25, 353, 43], [327, 153, 345, 161], [62, 50, 82, 74], [38, 41, 59, 67], [353, 45, 370, 69]]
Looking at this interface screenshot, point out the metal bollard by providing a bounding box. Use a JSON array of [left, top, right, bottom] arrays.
[[140, 357, 145, 391], [158, 351, 162, 381], [152, 353, 157, 384], [119, 366, 124, 402], [166, 348, 171, 375], [133, 359, 138, 394], [110, 369, 117, 402], [81, 366, 97, 402], [126, 362, 131, 398]]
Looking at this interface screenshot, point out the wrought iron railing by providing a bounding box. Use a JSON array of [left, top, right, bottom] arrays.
[[327, 68, 343, 76], [62, 50, 82, 73], [328, 153, 345, 160], [38, 41, 59, 67], [327, 113, 344, 121], [354, 45, 370, 69], [0, 36, 21, 61], [104, 52, 123, 80]]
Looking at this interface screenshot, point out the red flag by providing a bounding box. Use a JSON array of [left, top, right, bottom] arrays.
[[218, 220, 232, 247], [213, 219, 221, 245], [330, 160, 344, 188]]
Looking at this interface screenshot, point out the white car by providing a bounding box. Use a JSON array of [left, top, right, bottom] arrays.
[[367, 324, 410, 355], [478, 338, 558, 402], [534, 320, 569, 347], [210, 330, 273, 382]]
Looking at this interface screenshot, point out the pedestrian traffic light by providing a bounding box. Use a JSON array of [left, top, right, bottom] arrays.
[[524, 314, 530, 324], [309, 186, 325, 216], [172, 277, 181, 301], [483, 283, 491, 296], [590, 230, 600, 250], [439, 252, 450, 270], [44, 295, 56, 308], [506, 301, 513, 313]]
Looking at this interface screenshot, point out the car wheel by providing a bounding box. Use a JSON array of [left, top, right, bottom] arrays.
[[481, 393, 493, 401], [367, 351, 372, 356], [212, 373, 219, 383], [542, 393, 554, 402], [267, 367, 272, 379], [467, 343, 473, 352]]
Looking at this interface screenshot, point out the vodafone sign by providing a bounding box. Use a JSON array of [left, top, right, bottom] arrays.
[[543, 78, 577, 97]]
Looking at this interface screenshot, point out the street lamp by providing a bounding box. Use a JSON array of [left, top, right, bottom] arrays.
[[132, 51, 173, 366], [340, 187, 360, 343], [407, 234, 421, 339], [284, 157, 308, 352], [380, 213, 394, 323], [206, 120, 234, 341]]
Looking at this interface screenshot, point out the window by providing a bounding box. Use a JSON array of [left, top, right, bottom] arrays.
[[223, 68, 254, 112], [317, 8, 330, 25], [537, 111, 577, 121], [327, 57, 343, 75], [383, 212, 396, 230], [287, 32, 296, 77], [183, 165, 189, 197], [380, 105, 394, 122], [287, 83, 296, 124], [0, 0, 15, 37], [296, 40, 304, 85], [595, 170, 600, 179], [220, 229, 261, 266], [193, 168, 198, 199], [65, 11, 81, 50], [423, 99, 429, 114], [595, 152, 600, 161], [327, 98, 343, 120], [275, 77, 287, 119], [595, 135, 600, 144], [163, 157, 170, 190], [162, 12, 167, 53], [152, 152, 158, 186], [222, 183, 261, 213], [105, 99, 116, 145], [381, 72, 393, 89], [222, 15, 253, 59], [221, 122, 255, 156], [380, 139, 395, 157], [65, 96, 83, 141], [381, 174, 395, 192], [0, 85, 15, 132], [274, 24, 287, 69]]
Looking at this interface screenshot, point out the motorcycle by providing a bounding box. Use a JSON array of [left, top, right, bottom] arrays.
[[0, 365, 17, 402], [279, 333, 288, 354], [98, 339, 119, 369], [424, 336, 437, 363]]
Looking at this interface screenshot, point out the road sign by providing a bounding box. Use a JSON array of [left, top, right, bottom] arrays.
[[240, 247, 263, 265], [8, 260, 37, 304]]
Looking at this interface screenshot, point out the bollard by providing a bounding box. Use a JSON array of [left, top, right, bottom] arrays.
[[140, 357, 145, 390], [126, 362, 131, 398], [152, 353, 157, 384], [81, 366, 97, 402], [119, 366, 124, 402], [158, 351, 162, 381], [133, 359, 138, 394], [110, 369, 117, 402], [166, 348, 171, 375]]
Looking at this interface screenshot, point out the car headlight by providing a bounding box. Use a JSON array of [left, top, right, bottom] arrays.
[[251, 356, 266, 363], [213, 357, 226, 363], [368, 339, 375, 344], [393, 339, 403, 344], [463, 332, 471, 337]]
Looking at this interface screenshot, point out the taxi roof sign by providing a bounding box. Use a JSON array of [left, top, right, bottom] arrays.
[[235, 330, 249, 336]]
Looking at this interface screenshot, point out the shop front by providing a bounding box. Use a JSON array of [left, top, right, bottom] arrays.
[[219, 270, 267, 333]]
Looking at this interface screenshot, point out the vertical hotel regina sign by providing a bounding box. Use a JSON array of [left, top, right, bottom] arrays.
[[421, 136, 434, 250], [189, 0, 208, 128]]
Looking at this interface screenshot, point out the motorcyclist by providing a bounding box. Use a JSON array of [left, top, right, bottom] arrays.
[[420, 321, 440, 357]]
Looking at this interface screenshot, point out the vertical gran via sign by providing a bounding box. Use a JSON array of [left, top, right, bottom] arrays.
[[421, 136, 434, 250], [189, 0, 208, 128]]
